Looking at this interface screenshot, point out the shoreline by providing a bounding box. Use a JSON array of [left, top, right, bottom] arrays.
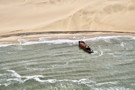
[[0, 30, 135, 45], [1, 30, 135, 38]]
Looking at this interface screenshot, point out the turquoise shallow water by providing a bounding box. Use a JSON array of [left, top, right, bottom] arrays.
[[0, 36, 135, 90]]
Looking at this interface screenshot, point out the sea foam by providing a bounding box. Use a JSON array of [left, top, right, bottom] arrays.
[[14, 35, 135, 45], [2, 70, 96, 87], [0, 35, 135, 47]]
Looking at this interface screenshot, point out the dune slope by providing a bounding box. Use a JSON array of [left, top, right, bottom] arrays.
[[0, 0, 135, 35]]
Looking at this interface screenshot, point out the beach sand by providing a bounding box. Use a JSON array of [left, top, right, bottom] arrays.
[[0, 0, 135, 42]]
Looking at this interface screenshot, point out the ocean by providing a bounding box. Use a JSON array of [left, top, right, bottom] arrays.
[[0, 35, 135, 90]]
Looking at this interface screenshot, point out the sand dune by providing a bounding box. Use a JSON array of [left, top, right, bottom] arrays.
[[0, 0, 135, 36]]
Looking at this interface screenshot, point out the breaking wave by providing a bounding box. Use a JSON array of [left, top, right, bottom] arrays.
[[0, 35, 134, 47]]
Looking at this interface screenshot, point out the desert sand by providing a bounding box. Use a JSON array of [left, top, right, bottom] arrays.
[[0, 0, 135, 42]]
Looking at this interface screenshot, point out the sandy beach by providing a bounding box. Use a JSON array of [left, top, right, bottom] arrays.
[[0, 0, 135, 42]]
